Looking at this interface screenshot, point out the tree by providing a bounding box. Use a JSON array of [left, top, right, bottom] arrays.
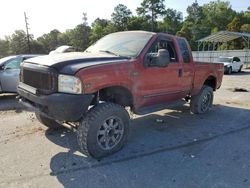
[[176, 22, 192, 43], [227, 16, 241, 32], [37, 29, 63, 53], [111, 4, 132, 31], [127, 16, 151, 31], [9, 30, 29, 54], [177, 1, 206, 49], [0, 38, 10, 58], [158, 8, 183, 34], [202, 0, 236, 32], [241, 24, 250, 33], [136, 0, 166, 31], [29, 40, 46, 54], [67, 24, 91, 51], [90, 18, 116, 44]]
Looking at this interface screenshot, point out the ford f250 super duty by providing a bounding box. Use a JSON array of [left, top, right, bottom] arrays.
[[17, 31, 224, 159]]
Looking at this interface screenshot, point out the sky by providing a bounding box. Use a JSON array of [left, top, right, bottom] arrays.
[[0, 0, 249, 39]]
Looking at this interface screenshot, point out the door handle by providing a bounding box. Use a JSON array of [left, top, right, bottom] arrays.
[[178, 68, 183, 77]]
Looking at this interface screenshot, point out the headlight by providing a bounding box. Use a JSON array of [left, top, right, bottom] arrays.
[[58, 74, 83, 94]]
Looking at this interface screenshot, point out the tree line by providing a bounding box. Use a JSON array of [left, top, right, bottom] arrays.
[[0, 0, 249, 58]]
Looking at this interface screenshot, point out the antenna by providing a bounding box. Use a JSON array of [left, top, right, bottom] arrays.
[[82, 12, 88, 25], [24, 12, 31, 53]]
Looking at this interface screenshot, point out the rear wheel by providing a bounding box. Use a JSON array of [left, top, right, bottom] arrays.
[[77, 102, 129, 159], [190, 85, 213, 114], [35, 112, 62, 129]]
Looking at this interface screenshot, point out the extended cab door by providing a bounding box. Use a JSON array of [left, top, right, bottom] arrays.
[[135, 35, 189, 108]]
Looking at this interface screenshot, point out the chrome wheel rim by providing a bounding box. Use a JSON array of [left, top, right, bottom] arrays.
[[97, 117, 124, 150], [201, 93, 211, 112]]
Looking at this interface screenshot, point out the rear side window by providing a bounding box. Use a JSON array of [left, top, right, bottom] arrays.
[[177, 38, 190, 63]]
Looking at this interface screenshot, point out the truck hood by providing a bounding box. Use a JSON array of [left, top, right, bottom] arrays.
[[24, 52, 129, 74]]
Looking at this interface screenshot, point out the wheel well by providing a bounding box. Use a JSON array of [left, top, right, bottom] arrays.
[[96, 86, 133, 107], [204, 76, 216, 90]]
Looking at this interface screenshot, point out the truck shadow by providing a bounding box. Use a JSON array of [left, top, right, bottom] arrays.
[[0, 94, 25, 113], [47, 104, 250, 187]]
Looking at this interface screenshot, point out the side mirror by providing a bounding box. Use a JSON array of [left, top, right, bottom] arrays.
[[157, 49, 170, 67], [146, 49, 170, 67]]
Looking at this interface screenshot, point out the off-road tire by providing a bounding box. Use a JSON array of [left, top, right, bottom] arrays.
[[190, 85, 213, 114], [77, 102, 130, 159], [35, 112, 62, 129]]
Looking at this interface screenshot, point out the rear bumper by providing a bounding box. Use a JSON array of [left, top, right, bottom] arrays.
[[18, 87, 94, 122]]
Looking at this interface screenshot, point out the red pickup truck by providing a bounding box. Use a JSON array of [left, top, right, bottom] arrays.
[[17, 31, 224, 158]]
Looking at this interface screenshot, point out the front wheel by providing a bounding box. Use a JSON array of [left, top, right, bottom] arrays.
[[77, 103, 130, 159], [190, 85, 213, 114]]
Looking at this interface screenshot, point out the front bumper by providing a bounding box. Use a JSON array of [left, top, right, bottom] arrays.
[[18, 87, 94, 122]]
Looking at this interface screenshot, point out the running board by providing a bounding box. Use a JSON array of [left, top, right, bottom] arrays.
[[133, 100, 187, 115]]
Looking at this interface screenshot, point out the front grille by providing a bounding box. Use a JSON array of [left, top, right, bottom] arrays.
[[20, 63, 58, 94]]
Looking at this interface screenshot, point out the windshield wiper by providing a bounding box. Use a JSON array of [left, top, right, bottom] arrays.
[[99, 50, 130, 59]]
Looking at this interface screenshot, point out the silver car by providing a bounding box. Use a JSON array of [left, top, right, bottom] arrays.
[[0, 55, 40, 93]]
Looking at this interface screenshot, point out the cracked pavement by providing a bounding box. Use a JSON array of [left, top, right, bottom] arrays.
[[0, 70, 250, 188]]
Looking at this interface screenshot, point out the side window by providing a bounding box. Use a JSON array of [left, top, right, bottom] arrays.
[[147, 39, 178, 63], [4, 56, 22, 69], [177, 38, 190, 63]]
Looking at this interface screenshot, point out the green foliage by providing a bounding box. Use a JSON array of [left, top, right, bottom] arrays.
[[136, 0, 166, 31], [67, 24, 91, 51], [90, 18, 116, 44], [202, 0, 236, 32], [9, 30, 29, 54], [111, 4, 132, 31], [37, 29, 62, 53], [127, 16, 151, 31], [0, 39, 10, 58], [227, 16, 241, 32], [241, 24, 250, 33], [0, 1, 250, 57], [158, 8, 183, 34]]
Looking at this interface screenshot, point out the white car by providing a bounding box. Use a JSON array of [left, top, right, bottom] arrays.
[[218, 56, 244, 74], [49, 45, 75, 55]]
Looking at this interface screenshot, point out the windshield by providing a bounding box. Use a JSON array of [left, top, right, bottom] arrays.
[[0, 56, 16, 65], [218, 57, 232, 63], [85, 32, 153, 58]]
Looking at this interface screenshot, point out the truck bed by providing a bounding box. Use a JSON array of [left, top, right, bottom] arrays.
[[192, 61, 224, 95]]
